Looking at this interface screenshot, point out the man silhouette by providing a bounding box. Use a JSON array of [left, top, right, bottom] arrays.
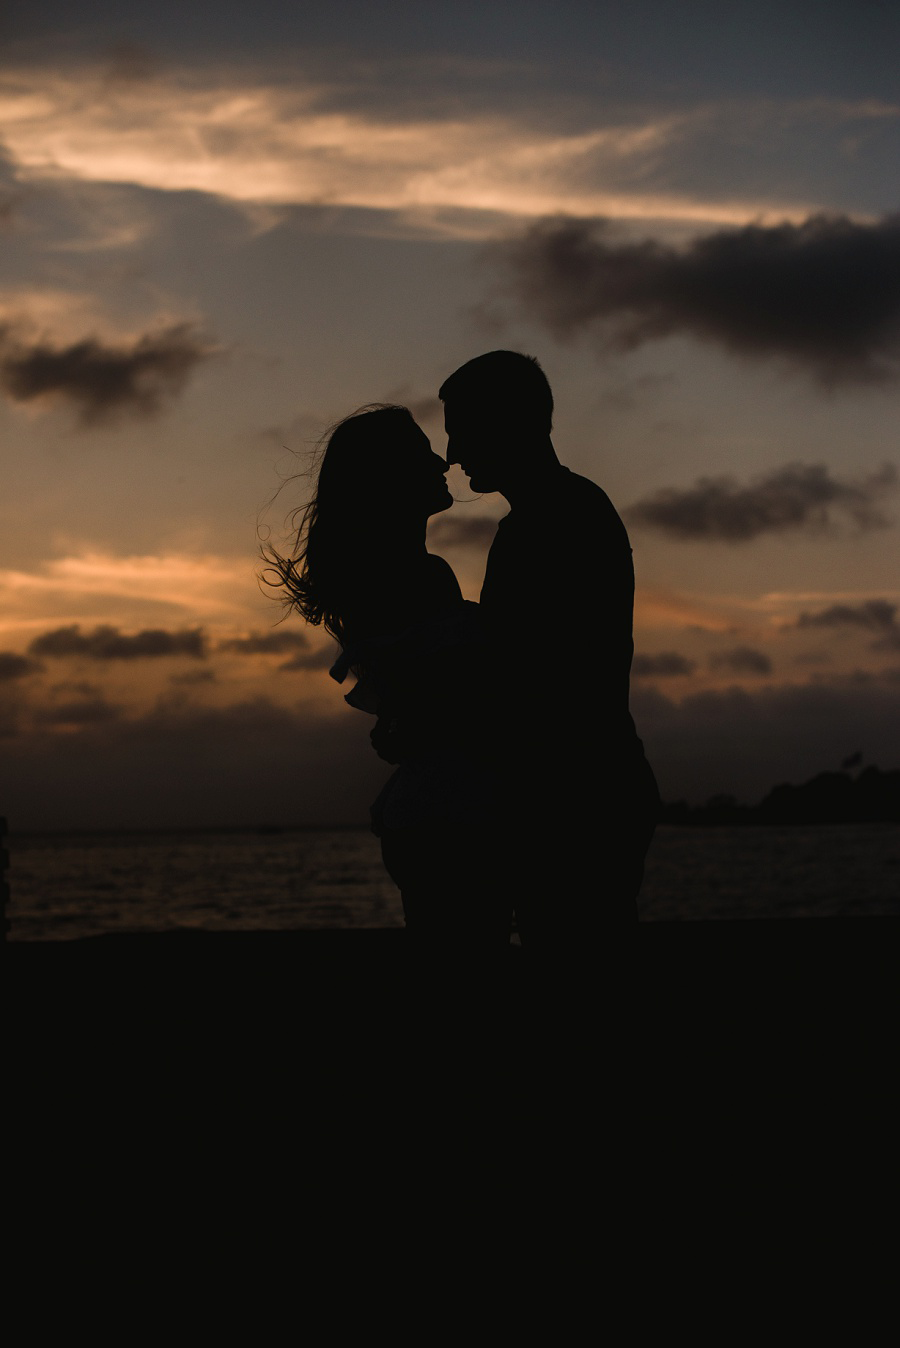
[[439, 350, 659, 952]]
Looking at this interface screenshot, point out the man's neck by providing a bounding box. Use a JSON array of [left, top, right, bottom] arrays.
[[499, 441, 565, 509]]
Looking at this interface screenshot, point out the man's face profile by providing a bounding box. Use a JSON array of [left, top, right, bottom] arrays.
[[443, 401, 505, 495]]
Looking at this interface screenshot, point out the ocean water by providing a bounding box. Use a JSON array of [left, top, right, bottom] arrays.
[[5, 822, 899, 941]]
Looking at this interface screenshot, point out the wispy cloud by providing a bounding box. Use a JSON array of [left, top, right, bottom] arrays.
[[0, 64, 849, 234], [633, 587, 743, 632], [626, 462, 897, 541], [0, 550, 260, 632], [487, 213, 900, 383]]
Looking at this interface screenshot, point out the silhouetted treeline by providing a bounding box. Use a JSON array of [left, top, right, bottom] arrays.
[[662, 765, 900, 826]]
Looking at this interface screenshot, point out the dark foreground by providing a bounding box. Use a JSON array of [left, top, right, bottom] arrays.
[[10, 920, 896, 1116], [8, 920, 898, 1270]]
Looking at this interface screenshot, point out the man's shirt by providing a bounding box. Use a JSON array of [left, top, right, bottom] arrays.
[[478, 465, 639, 772]]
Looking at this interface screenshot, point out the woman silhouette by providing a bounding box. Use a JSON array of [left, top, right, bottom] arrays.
[[265, 405, 510, 953]]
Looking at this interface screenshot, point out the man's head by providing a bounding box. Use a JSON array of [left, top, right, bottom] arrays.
[[439, 350, 553, 494]]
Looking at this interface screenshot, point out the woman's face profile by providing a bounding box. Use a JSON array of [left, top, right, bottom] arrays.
[[389, 420, 453, 519]]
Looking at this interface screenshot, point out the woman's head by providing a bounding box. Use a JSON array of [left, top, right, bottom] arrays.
[[263, 405, 451, 640], [315, 405, 451, 525]]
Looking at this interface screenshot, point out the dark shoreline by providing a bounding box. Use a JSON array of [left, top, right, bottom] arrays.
[[8, 913, 897, 945]]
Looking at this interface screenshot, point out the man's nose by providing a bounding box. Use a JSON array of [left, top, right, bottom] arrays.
[[445, 439, 460, 468]]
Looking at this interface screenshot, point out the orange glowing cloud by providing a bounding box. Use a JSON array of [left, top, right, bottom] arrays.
[[0, 65, 835, 234], [0, 549, 263, 637], [634, 587, 743, 632]]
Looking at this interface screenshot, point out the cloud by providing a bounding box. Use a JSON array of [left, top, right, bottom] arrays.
[[28, 624, 208, 660], [0, 322, 216, 425], [795, 599, 900, 651], [217, 627, 334, 671], [4, 673, 898, 828], [0, 691, 25, 739], [170, 669, 217, 686], [99, 42, 162, 87], [709, 646, 773, 675], [632, 652, 697, 677], [33, 696, 122, 726], [595, 372, 675, 413], [634, 587, 742, 633], [428, 515, 500, 550], [626, 462, 897, 541], [488, 213, 900, 383], [0, 62, 841, 237], [0, 693, 391, 829], [796, 598, 896, 630], [0, 550, 257, 631], [793, 650, 832, 666], [0, 652, 42, 681], [218, 630, 314, 655], [632, 677, 900, 805], [278, 647, 336, 673]]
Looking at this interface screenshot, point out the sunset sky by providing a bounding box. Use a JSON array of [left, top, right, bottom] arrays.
[[1, 0, 898, 829]]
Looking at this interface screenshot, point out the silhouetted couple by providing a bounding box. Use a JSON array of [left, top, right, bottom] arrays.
[[271, 351, 659, 958]]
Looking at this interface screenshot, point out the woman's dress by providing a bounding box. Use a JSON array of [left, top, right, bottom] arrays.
[[329, 598, 496, 833], [329, 568, 510, 946]]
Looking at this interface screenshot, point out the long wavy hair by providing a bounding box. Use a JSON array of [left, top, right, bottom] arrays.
[[262, 404, 420, 645]]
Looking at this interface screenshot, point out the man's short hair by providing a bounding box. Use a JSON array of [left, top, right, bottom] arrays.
[[438, 351, 553, 434]]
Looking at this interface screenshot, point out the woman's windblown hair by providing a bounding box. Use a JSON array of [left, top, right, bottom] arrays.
[[261, 404, 414, 644]]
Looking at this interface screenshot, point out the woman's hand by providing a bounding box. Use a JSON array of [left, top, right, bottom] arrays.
[[370, 715, 406, 764]]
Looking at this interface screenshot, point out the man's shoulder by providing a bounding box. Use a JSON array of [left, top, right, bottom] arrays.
[[560, 466, 615, 506], [556, 468, 631, 543]]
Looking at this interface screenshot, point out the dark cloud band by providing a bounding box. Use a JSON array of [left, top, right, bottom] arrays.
[[33, 697, 121, 726], [217, 630, 335, 669], [796, 599, 897, 631], [709, 646, 772, 675], [218, 630, 313, 655], [28, 625, 207, 660], [0, 652, 43, 681], [626, 462, 896, 541], [0, 322, 216, 425], [796, 600, 900, 652], [632, 652, 697, 677], [489, 213, 900, 384]]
